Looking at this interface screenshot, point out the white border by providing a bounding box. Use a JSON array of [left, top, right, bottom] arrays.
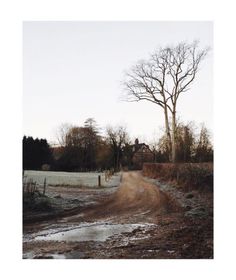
[[0, 0, 235, 279]]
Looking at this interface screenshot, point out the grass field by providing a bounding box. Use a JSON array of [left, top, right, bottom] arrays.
[[24, 170, 120, 187]]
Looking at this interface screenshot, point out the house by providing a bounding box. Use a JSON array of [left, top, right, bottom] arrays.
[[130, 138, 154, 169]]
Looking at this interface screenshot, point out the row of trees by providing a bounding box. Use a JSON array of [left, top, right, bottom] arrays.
[[54, 119, 129, 171], [23, 136, 53, 170], [23, 118, 213, 172], [23, 121, 129, 172], [155, 122, 213, 163]]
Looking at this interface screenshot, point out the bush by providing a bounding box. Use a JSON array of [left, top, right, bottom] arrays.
[[143, 163, 213, 191], [41, 164, 50, 171], [23, 193, 53, 211], [23, 177, 53, 211]]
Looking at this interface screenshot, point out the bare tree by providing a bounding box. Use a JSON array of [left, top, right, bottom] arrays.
[[55, 123, 72, 147], [106, 125, 129, 171], [124, 41, 209, 162]]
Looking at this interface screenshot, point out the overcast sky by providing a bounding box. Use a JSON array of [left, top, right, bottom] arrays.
[[23, 21, 213, 144]]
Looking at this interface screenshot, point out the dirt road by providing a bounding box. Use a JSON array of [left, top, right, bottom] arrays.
[[23, 171, 213, 259], [81, 171, 180, 222]]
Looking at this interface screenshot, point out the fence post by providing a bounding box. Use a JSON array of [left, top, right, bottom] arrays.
[[43, 177, 47, 195], [98, 175, 101, 187]]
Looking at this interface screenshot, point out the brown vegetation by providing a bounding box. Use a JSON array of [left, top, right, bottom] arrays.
[[143, 162, 213, 191]]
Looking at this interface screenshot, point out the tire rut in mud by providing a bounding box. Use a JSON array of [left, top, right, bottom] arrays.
[[83, 171, 182, 219]]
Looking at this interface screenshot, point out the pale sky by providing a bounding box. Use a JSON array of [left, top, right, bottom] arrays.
[[23, 21, 213, 144]]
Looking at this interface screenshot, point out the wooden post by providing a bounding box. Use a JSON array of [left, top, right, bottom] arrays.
[[98, 175, 101, 187], [43, 177, 47, 195]]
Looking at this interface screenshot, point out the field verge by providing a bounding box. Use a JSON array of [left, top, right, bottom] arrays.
[[143, 163, 213, 191]]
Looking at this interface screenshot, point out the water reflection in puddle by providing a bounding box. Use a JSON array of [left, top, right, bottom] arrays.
[[34, 223, 150, 242]]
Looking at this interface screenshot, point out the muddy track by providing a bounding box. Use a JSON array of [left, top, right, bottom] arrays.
[[24, 171, 181, 226], [23, 205, 87, 224], [83, 171, 182, 220], [23, 171, 213, 259]]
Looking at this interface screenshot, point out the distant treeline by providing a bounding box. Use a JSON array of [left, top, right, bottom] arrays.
[[155, 122, 213, 163], [23, 118, 213, 172], [23, 136, 53, 170], [23, 118, 126, 172]]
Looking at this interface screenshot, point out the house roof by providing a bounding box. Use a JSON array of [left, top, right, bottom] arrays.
[[131, 143, 153, 154]]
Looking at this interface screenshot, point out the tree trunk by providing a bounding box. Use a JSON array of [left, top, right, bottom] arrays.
[[116, 148, 120, 171], [164, 106, 172, 161], [171, 111, 176, 163]]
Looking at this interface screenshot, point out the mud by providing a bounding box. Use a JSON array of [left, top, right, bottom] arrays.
[[23, 171, 213, 259], [30, 223, 155, 242]]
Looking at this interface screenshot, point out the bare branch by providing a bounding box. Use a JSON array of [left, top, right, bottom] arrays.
[[123, 41, 209, 163]]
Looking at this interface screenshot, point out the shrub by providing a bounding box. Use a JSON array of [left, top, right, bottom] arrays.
[[143, 163, 213, 191], [23, 195, 53, 211], [41, 164, 50, 171], [23, 177, 52, 211]]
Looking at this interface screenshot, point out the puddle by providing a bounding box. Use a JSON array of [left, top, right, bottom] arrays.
[[23, 222, 157, 259], [35, 253, 66, 259], [65, 251, 85, 259], [32, 222, 152, 243], [23, 252, 66, 259], [23, 251, 35, 259]]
